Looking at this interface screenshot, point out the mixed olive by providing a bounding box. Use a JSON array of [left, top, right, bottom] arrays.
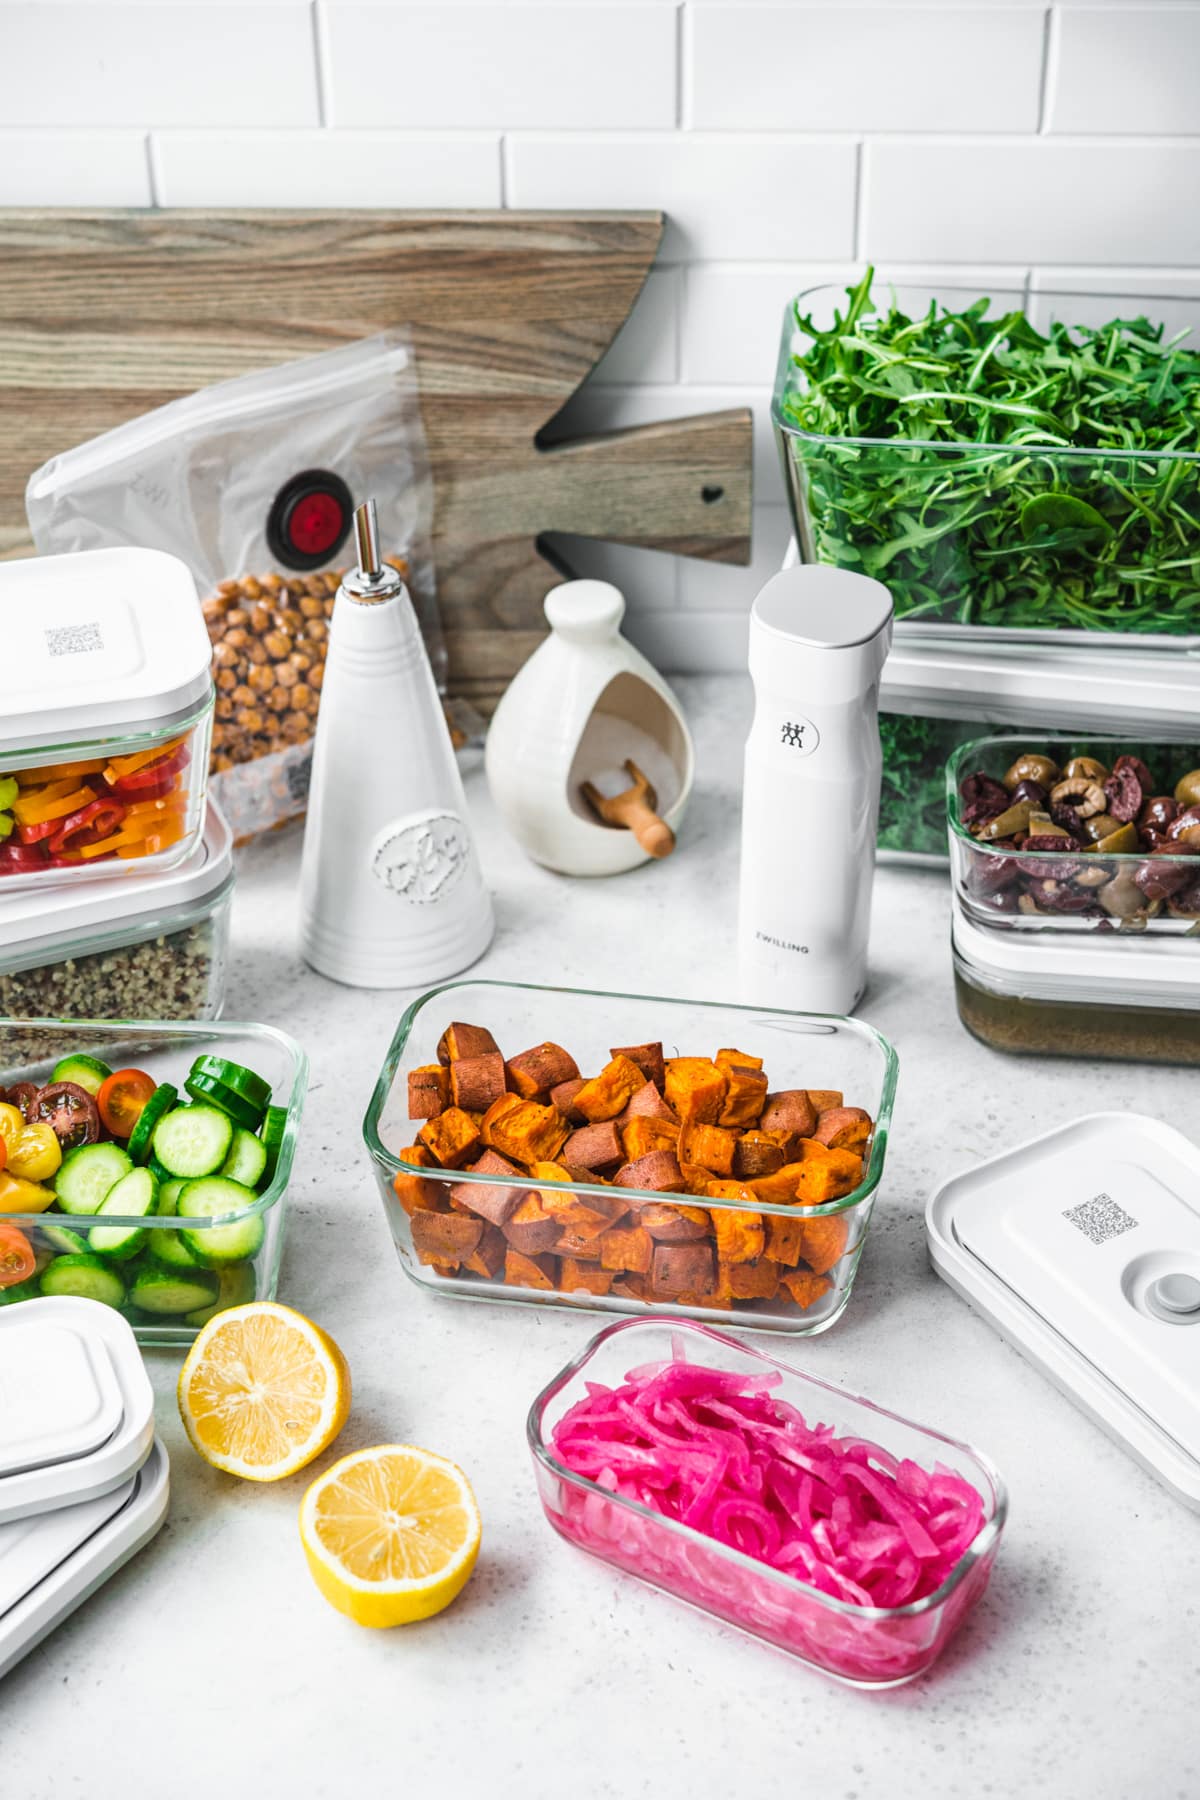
[[957, 748, 1200, 923]]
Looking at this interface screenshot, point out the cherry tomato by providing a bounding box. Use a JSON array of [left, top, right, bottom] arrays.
[[0, 1135, 6, 1176], [6, 1121, 62, 1183], [0, 1104, 20, 1156], [97, 1068, 156, 1139], [0, 1224, 35, 1288], [30, 1081, 101, 1150], [7, 1083, 39, 1120]]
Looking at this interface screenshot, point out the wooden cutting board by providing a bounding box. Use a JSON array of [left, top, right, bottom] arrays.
[[0, 209, 752, 701]]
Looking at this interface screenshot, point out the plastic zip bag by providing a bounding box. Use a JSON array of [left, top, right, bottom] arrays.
[[27, 331, 440, 840]]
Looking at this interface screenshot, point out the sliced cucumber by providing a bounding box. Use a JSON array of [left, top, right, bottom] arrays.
[[126, 1083, 178, 1166], [152, 1104, 233, 1180], [129, 1267, 219, 1316], [0, 1277, 41, 1306], [39, 1254, 126, 1309], [221, 1127, 267, 1191], [147, 1157, 173, 1185], [146, 1203, 204, 1272], [55, 1142, 133, 1215], [40, 1222, 88, 1257], [88, 1166, 159, 1261], [259, 1105, 287, 1189], [188, 1055, 272, 1113], [183, 1073, 263, 1132], [182, 1261, 257, 1327], [178, 1177, 264, 1267], [157, 1179, 184, 1217], [50, 1054, 112, 1098]]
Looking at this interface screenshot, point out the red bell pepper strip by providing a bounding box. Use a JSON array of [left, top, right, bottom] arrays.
[[105, 742, 190, 797], [47, 797, 127, 855]]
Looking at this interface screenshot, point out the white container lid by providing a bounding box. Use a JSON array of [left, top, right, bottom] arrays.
[[0, 1438, 168, 1679], [0, 547, 212, 756], [0, 798, 232, 963], [952, 896, 1200, 1007], [0, 1298, 155, 1525], [927, 1113, 1200, 1509]]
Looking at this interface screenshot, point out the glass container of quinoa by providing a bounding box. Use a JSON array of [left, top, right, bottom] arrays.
[[0, 547, 214, 891], [0, 804, 233, 1060]]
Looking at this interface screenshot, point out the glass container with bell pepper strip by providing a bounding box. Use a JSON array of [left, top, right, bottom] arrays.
[[0, 545, 215, 892]]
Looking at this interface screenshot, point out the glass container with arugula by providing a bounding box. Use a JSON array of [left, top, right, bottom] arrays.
[[774, 273, 1200, 643]]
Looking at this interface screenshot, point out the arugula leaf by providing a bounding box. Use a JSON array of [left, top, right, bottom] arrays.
[[780, 271, 1200, 634]]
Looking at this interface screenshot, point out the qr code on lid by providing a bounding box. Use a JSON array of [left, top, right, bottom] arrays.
[[1063, 1193, 1138, 1245], [45, 622, 103, 658]]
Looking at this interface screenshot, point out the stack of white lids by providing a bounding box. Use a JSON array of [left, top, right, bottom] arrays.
[[0, 1297, 168, 1679]]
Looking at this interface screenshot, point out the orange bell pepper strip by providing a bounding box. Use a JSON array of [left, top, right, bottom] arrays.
[[102, 737, 185, 784], [19, 759, 105, 783], [116, 821, 186, 858], [12, 785, 98, 826]]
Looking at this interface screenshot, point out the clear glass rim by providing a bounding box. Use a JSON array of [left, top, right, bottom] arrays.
[[0, 1016, 308, 1228], [0, 685, 215, 772], [526, 1317, 1008, 1623], [773, 281, 1200, 463], [946, 730, 1200, 870], [361, 977, 900, 1221]]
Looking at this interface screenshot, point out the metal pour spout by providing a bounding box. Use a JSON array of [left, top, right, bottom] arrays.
[[342, 497, 406, 605]]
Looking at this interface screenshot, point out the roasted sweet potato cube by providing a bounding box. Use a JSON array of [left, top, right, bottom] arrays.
[[599, 1225, 654, 1275], [761, 1126, 803, 1162], [639, 1202, 711, 1242], [609, 1041, 666, 1089], [554, 1228, 604, 1258], [679, 1160, 716, 1196], [393, 1145, 445, 1218], [418, 1106, 483, 1169], [734, 1132, 785, 1180], [796, 1214, 849, 1275], [480, 1092, 524, 1145], [620, 1115, 680, 1160], [449, 1149, 532, 1227], [765, 1214, 806, 1266], [793, 1143, 863, 1204], [484, 1096, 568, 1165], [449, 1052, 508, 1114], [550, 1077, 587, 1120], [613, 1150, 685, 1193], [779, 1268, 834, 1310], [504, 1250, 557, 1291], [560, 1258, 614, 1296], [564, 1120, 625, 1173], [707, 1185, 765, 1265], [410, 1210, 485, 1270], [813, 1106, 872, 1152], [406, 1064, 449, 1120], [748, 1162, 807, 1205], [728, 1258, 780, 1301], [506, 1041, 580, 1099], [664, 1057, 728, 1125], [717, 1064, 768, 1129], [760, 1089, 817, 1140], [806, 1089, 843, 1114], [464, 1225, 507, 1279], [437, 1022, 500, 1065], [715, 1047, 763, 1072], [678, 1121, 737, 1176], [621, 1081, 679, 1125], [573, 1055, 647, 1122], [651, 1242, 715, 1297], [611, 1274, 651, 1302], [504, 1194, 562, 1257]]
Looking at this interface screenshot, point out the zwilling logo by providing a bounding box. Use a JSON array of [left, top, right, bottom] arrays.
[[755, 930, 809, 955], [780, 720, 808, 748]]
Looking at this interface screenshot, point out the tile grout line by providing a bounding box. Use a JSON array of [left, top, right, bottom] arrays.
[[852, 140, 867, 264], [1038, 7, 1060, 136], [498, 135, 509, 208], [144, 132, 162, 208], [312, 0, 331, 130], [677, 1, 690, 132]]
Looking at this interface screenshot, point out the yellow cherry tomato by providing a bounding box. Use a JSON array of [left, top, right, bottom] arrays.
[[6, 1121, 62, 1184], [0, 1172, 56, 1216], [0, 1104, 22, 1154]]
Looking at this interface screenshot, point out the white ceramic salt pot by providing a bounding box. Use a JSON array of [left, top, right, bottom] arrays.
[[485, 580, 693, 877]]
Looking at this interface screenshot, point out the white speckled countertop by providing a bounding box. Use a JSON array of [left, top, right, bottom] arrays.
[[6, 677, 1197, 1800]]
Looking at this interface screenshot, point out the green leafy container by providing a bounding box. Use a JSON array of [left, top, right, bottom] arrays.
[[774, 277, 1200, 646]]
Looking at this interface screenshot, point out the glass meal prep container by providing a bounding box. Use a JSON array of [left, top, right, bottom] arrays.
[[953, 898, 1200, 1066], [774, 280, 1200, 647], [363, 979, 897, 1335], [949, 732, 1200, 935], [0, 547, 214, 891], [0, 1019, 307, 1346], [528, 1319, 1006, 1687], [0, 803, 233, 1051]]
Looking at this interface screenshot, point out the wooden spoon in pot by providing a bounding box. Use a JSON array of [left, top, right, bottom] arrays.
[[580, 758, 676, 859]]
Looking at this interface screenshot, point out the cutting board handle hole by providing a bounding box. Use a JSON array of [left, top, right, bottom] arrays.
[[701, 485, 724, 505]]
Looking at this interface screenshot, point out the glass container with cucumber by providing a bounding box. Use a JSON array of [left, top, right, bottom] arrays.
[[0, 1020, 305, 1345]]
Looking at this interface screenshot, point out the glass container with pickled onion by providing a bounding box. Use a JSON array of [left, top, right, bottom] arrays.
[[0, 548, 214, 891]]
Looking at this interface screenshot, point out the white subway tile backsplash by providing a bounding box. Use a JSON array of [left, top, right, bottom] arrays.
[[1029, 268, 1200, 340], [155, 131, 501, 207], [864, 139, 1200, 266], [542, 533, 680, 613], [677, 505, 792, 611], [628, 607, 750, 675], [507, 135, 858, 260], [591, 269, 680, 386], [323, 5, 677, 129], [1049, 7, 1200, 135], [0, 5, 319, 127], [691, 6, 1045, 133], [0, 131, 151, 204]]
